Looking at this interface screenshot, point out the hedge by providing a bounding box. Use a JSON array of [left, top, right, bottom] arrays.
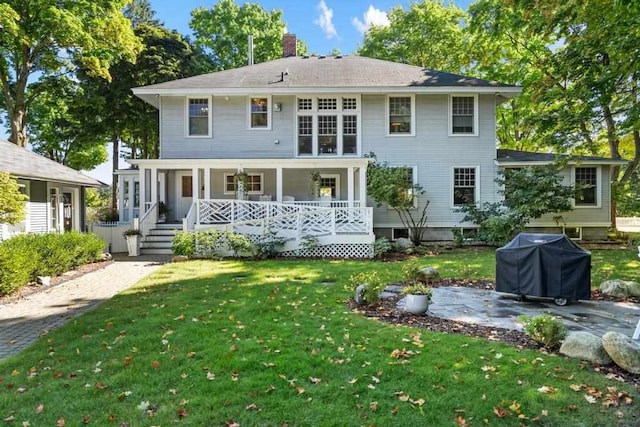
[[0, 232, 105, 296]]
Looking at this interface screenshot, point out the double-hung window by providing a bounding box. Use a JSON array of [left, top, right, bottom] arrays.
[[224, 173, 264, 195], [450, 95, 478, 136], [319, 174, 340, 198], [296, 96, 360, 156], [388, 96, 414, 135], [187, 97, 211, 137], [453, 167, 477, 206], [575, 167, 598, 207], [249, 96, 271, 129]]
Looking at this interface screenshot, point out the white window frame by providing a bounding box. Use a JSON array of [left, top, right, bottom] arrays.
[[448, 94, 479, 137], [185, 96, 212, 138], [246, 95, 272, 130], [563, 226, 582, 240], [294, 95, 361, 157], [319, 173, 341, 199], [392, 228, 410, 241], [223, 173, 264, 195], [386, 95, 415, 137], [572, 165, 601, 208], [451, 166, 480, 208]]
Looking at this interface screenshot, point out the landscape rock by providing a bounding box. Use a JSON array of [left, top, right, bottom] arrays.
[[600, 280, 640, 298], [417, 267, 440, 283], [602, 331, 640, 374], [559, 331, 612, 365], [394, 238, 413, 250], [100, 253, 113, 261], [171, 255, 189, 263], [354, 284, 367, 305], [36, 276, 51, 287]]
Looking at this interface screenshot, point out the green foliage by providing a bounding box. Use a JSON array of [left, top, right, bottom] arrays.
[[400, 282, 433, 297], [357, 0, 470, 73], [195, 230, 222, 258], [348, 271, 384, 306], [458, 165, 577, 245], [225, 231, 253, 257], [190, 0, 307, 71], [172, 231, 196, 257], [0, 232, 104, 295], [253, 230, 287, 259], [401, 259, 422, 283], [0, 172, 28, 225], [366, 157, 430, 246], [0, 0, 142, 147], [301, 235, 319, 251], [373, 237, 393, 258], [452, 227, 464, 248], [517, 314, 567, 348]]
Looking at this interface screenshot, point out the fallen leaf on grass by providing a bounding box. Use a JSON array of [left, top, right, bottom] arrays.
[[537, 385, 556, 394], [493, 406, 511, 418], [369, 401, 378, 412], [35, 404, 44, 414], [176, 408, 189, 418], [56, 417, 66, 427], [225, 420, 240, 427], [584, 395, 597, 404], [455, 416, 467, 426], [245, 403, 260, 411], [206, 372, 216, 380]]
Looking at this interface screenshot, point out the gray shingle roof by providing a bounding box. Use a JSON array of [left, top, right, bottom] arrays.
[[135, 55, 519, 92], [496, 149, 628, 165], [0, 140, 102, 186]]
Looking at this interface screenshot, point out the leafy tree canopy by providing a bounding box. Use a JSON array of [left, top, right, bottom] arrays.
[[190, 0, 307, 71], [0, 0, 142, 147]]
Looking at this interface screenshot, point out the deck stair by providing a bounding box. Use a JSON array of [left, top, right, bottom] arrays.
[[140, 223, 180, 255]]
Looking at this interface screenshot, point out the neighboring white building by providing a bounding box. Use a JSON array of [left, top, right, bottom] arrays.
[[0, 139, 102, 241]]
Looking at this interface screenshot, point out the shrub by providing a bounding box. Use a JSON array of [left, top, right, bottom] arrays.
[[451, 227, 463, 248], [194, 230, 222, 258], [172, 231, 196, 257], [348, 271, 384, 306], [402, 259, 422, 282], [0, 232, 104, 296], [254, 230, 286, 259], [400, 282, 432, 297], [373, 237, 393, 258], [225, 231, 254, 257], [517, 314, 567, 348]]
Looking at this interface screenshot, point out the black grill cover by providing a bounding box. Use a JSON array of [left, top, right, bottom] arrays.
[[496, 233, 591, 301]]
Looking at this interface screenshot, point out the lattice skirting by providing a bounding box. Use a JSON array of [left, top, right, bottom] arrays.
[[280, 243, 374, 259]]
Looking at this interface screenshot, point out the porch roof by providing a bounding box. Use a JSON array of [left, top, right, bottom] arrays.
[[126, 157, 372, 170], [496, 149, 629, 166]]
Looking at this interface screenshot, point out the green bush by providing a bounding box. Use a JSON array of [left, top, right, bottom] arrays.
[[225, 231, 254, 257], [0, 232, 104, 296], [348, 271, 385, 306], [172, 231, 196, 257], [194, 230, 222, 258], [373, 237, 393, 258], [401, 259, 421, 282], [517, 314, 567, 348]]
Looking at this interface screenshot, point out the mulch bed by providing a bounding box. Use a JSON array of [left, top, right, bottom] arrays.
[[0, 259, 112, 305], [350, 278, 640, 389]]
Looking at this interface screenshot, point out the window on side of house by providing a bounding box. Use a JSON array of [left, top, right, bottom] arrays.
[[318, 115, 337, 155], [298, 115, 313, 155], [224, 173, 263, 195], [187, 97, 210, 137], [343, 115, 357, 154], [451, 96, 475, 135], [453, 167, 477, 206], [249, 97, 270, 129], [575, 167, 598, 206], [388, 96, 413, 135], [319, 174, 340, 198]]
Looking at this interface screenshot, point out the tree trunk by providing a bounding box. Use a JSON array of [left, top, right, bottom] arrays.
[[9, 109, 28, 148], [111, 131, 119, 211]]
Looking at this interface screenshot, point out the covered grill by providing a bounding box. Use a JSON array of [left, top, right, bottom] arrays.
[[496, 233, 591, 305]]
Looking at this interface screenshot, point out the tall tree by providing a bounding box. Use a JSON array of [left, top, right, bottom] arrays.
[[0, 0, 141, 147], [190, 0, 307, 71], [27, 77, 108, 170], [468, 0, 640, 222], [356, 0, 471, 73]]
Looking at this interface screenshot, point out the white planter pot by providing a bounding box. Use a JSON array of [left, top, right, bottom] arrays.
[[125, 235, 141, 256], [404, 294, 430, 315]]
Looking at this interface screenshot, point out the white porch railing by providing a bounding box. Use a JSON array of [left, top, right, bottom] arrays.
[[134, 202, 157, 238], [188, 199, 372, 239], [183, 201, 198, 231], [293, 200, 362, 208]]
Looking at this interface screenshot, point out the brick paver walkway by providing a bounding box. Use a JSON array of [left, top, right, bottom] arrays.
[[0, 255, 168, 361]]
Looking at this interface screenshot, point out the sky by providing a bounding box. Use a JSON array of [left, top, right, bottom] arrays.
[[83, 0, 471, 182]]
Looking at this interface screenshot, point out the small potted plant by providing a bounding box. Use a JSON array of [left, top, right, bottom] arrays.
[[158, 201, 169, 223], [400, 282, 433, 315], [123, 228, 143, 256]]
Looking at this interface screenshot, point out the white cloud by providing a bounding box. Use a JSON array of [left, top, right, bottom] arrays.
[[352, 5, 390, 34], [314, 0, 338, 40]]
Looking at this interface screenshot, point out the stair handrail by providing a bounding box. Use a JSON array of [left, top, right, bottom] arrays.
[[183, 200, 198, 231], [135, 202, 158, 239]]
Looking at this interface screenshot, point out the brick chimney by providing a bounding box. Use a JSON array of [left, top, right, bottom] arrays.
[[282, 33, 297, 57]]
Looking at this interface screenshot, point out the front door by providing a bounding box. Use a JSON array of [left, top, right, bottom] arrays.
[[63, 192, 73, 232], [175, 172, 193, 219]]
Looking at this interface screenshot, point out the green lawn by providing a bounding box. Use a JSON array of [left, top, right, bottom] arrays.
[[0, 252, 638, 426]]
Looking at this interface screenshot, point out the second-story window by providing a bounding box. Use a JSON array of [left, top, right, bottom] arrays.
[[188, 98, 210, 137], [388, 96, 413, 135], [249, 96, 270, 129], [450, 95, 478, 135], [296, 96, 360, 156]]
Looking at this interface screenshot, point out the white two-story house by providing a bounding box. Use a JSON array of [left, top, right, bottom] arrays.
[[117, 34, 621, 256]]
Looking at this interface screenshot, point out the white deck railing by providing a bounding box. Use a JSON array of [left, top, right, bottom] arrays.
[[188, 199, 372, 238], [292, 200, 362, 208]]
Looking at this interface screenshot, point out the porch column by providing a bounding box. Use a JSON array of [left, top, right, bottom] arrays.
[[150, 167, 158, 206], [127, 175, 135, 222], [204, 167, 211, 199], [139, 168, 146, 217], [192, 167, 199, 201], [359, 166, 367, 207], [117, 174, 125, 221], [347, 167, 354, 207], [276, 167, 283, 203]]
